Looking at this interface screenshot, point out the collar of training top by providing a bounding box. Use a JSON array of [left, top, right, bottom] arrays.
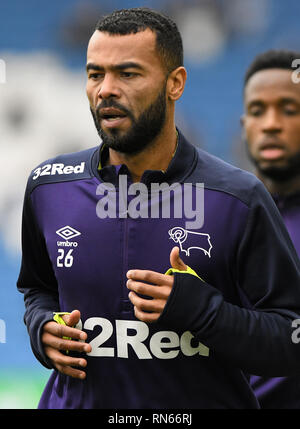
[[91, 129, 198, 187]]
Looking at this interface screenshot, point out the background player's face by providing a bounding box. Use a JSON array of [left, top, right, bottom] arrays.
[[86, 29, 169, 154], [242, 69, 300, 180]]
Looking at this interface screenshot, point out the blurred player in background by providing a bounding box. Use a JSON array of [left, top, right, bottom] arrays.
[[242, 49, 300, 408]]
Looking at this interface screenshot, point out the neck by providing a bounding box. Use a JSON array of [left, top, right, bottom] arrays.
[[256, 171, 300, 197], [107, 119, 178, 182]]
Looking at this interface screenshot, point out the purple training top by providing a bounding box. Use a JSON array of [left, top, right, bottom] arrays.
[[17, 131, 300, 409], [251, 191, 300, 409]]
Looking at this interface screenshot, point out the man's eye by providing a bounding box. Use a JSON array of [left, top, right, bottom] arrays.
[[89, 73, 103, 80], [249, 107, 263, 116], [283, 106, 299, 115], [120, 72, 136, 78]]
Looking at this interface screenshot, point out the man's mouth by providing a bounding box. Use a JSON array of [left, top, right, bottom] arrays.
[[99, 108, 127, 120], [98, 108, 129, 127], [258, 140, 286, 161], [104, 116, 124, 121]]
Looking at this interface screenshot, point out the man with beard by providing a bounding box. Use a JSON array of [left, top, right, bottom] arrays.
[[242, 49, 300, 408], [17, 10, 300, 409]]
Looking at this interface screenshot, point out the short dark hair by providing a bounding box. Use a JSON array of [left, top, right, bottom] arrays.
[[244, 49, 300, 86], [95, 7, 183, 73]]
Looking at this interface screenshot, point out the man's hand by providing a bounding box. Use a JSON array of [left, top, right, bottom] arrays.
[[42, 310, 92, 379], [127, 247, 187, 323]]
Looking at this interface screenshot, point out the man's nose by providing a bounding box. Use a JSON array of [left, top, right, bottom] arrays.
[[98, 74, 120, 100], [262, 108, 282, 133]]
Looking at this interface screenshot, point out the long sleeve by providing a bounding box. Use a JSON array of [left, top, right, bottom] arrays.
[[17, 183, 59, 369], [159, 181, 300, 376]]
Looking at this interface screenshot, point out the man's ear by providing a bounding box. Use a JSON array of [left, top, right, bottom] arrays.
[[240, 114, 245, 128], [240, 114, 248, 143], [167, 66, 187, 101]]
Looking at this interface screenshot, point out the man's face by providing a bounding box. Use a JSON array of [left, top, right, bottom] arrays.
[[242, 68, 300, 181], [86, 29, 168, 154]]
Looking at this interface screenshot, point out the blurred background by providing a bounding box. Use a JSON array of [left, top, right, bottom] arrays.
[[1, 0, 300, 408]]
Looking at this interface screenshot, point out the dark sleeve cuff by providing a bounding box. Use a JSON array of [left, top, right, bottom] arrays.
[[28, 310, 56, 370], [158, 272, 223, 334]]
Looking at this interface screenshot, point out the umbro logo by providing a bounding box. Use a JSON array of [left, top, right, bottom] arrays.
[[56, 226, 80, 263], [56, 226, 81, 240]]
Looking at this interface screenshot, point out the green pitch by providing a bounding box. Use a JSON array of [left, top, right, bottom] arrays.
[[0, 369, 49, 409]]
